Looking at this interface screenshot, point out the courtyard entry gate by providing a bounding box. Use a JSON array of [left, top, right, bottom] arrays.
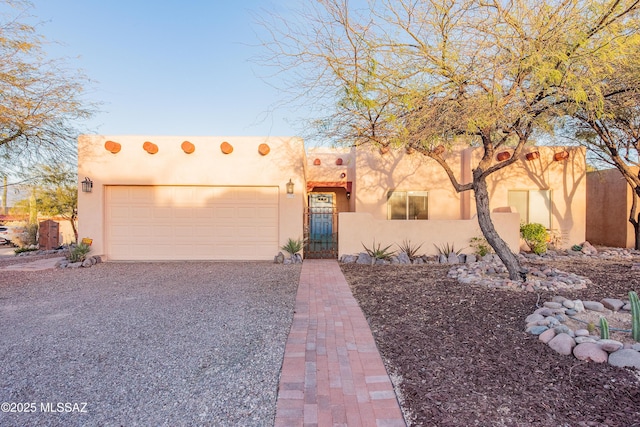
[[305, 193, 338, 259]]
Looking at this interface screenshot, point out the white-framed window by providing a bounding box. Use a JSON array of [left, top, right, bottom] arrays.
[[387, 191, 429, 220], [508, 189, 552, 228]]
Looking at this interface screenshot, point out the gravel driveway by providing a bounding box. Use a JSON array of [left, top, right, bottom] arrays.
[[0, 261, 301, 426]]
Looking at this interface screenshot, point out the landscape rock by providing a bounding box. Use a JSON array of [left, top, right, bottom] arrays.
[[274, 252, 284, 264], [573, 343, 608, 363], [601, 298, 625, 312], [598, 339, 624, 353], [340, 254, 357, 263], [548, 333, 576, 355], [526, 325, 549, 335], [538, 328, 556, 344], [608, 349, 640, 369], [356, 252, 373, 265], [397, 252, 411, 264], [582, 301, 605, 312]]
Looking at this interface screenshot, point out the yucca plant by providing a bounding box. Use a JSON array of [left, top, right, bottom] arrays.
[[281, 238, 304, 257], [434, 242, 464, 256], [362, 240, 395, 261], [396, 239, 424, 260]]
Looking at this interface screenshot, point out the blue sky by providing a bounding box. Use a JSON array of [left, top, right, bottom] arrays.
[[27, 0, 305, 137]]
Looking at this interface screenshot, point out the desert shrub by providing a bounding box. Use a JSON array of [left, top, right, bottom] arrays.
[[12, 223, 37, 247], [14, 246, 38, 254], [520, 223, 548, 255], [469, 236, 493, 257], [67, 243, 91, 263], [396, 239, 424, 260], [362, 240, 395, 260], [281, 237, 304, 256], [434, 242, 464, 256]]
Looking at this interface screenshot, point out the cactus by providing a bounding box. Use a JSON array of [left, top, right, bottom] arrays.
[[599, 317, 609, 340], [629, 291, 640, 342]]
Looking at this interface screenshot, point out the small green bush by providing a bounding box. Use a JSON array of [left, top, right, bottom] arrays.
[[520, 223, 548, 255], [469, 236, 493, 257], [67, 243, 91, 263], [281, 237, 304, 256], [14, 246, 38, 254]]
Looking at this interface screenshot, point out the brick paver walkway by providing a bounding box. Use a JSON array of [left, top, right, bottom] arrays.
[[274, 259, 406, 427]]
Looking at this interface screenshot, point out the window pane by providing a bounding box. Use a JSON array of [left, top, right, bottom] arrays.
[[407, 191, 428, 220], [508, 190, 528, 223], [387, 191, 407, 220]]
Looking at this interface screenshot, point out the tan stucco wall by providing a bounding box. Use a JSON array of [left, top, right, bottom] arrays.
[[482, 146, 587, 248], [78, 135, 306, 259], [352, 145, 586, 249], [587, 168, 635, 248], [338, 212, 521, 257], [306, 147, 355, 212], [355, 147, 465, 220]]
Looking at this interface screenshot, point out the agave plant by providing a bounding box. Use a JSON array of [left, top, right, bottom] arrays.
[[362, 240, 395, 261], [396, 239, 424, 260], [281, 238, 304, 257]]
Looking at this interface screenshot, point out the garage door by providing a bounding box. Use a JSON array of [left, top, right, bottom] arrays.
[[105, 186, 279, 260]]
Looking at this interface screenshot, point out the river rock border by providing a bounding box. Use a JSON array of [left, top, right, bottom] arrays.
[[525, 296, 640, 369], [56, 255, 102, 269]]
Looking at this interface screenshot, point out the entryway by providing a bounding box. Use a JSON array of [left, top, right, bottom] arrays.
[[304, 193, 338, 259]]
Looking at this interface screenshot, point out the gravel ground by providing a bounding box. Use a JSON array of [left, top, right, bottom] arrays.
[[0, 262, 301, 426]]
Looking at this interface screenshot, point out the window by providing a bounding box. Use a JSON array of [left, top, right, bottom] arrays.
[[508, 190, 552, 228], [387, 191, 428, 220]]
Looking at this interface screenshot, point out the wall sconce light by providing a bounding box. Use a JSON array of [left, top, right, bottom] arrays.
[[346, 191, 351, 200], [81, 177, 93, 193], [340, 172, 346, 179], [286, 179, 294, 195]]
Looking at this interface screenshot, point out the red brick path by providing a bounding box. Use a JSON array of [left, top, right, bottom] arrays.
[[274, 259, 406, 427]]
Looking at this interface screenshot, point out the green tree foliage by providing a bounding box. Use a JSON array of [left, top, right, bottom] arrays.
[[262, 0, 640, 280], [13, 163, 78, 241]]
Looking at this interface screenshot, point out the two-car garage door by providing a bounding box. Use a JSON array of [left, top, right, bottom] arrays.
[[105, 186, 279, 260]]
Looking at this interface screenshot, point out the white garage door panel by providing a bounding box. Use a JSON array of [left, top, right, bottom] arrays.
[[106, 186, 279, 260]]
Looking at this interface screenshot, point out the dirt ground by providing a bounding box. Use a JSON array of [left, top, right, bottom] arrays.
[[342, 257, 640, 427]]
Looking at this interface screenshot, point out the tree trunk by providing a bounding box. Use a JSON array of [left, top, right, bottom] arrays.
[[473, 172, 525, 281], [2, 175, 7, 215], [70, 212, 78, 243], [629, 188, 640, 250]]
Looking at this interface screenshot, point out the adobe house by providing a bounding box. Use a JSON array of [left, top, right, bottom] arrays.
[[78, 135, 586, 261], [586, 168, 638, 248]]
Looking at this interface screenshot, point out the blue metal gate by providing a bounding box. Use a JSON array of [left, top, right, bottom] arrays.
[[305, 193, 338, 259]]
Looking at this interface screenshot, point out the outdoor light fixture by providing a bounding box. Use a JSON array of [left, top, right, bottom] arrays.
[[346, 191, 351, 200], [286, 179, 294, 195], [81, 177, 93, 193]]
